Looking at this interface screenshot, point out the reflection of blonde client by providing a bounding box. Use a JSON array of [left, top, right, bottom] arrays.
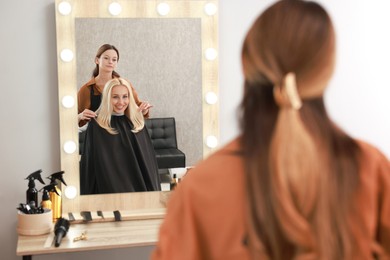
[[80, 78, 160, 195], [77, 44, 151, 127]]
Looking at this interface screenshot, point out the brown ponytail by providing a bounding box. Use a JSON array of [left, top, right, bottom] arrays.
[[240, 1, 362, 259]]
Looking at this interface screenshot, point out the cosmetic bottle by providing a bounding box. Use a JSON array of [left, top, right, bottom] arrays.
[[40, 183, 58, 211], [25, 169, 45, 206], [170, 174, 178, 190], [47, 171, 66, 221], [41, 190, 52, 211]]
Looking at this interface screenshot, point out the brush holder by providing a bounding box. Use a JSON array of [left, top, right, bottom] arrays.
[[17, 209, 53, 236]]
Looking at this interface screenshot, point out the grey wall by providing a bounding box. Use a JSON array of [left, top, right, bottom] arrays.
[[1, 1, 390, 260]]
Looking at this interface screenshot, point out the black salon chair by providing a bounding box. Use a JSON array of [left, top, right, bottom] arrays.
[[145, 117, 186, 169]]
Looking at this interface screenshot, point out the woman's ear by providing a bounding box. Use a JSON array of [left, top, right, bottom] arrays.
[[95, 57, 99, 65]]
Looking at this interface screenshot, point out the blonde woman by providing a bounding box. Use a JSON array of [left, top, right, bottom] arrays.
[[152, 0, 390, 259], [77, 44, 151, 127], [80, 78, 160, 194]]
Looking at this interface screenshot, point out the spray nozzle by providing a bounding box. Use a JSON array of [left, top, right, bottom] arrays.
[[47, 171, 67, 186], [25, 169, 45, 188], [40, 183, 60, 196]]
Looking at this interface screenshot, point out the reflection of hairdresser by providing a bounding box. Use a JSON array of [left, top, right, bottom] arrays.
[[152, 1, 390, 259], [77, 44, 151, 127], [80, 78, 160, 195]]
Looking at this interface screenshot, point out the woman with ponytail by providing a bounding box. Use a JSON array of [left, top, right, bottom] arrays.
[[80, 78, 160, 194], [152, 1, 390, 259]]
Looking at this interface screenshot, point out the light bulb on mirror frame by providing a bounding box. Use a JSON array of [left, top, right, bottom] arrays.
[[204, 2, 217, 16], [205, 48, 217, 61], [157, 3, 170, 16], [60, 49, 74, 62], [64, 185, 77, 199], [61, 95, 75, 108], [205, 91, 218, 105], [205, 135, 218, 148], [63, 140, 77, 154], [58, 1, 72, 15], [108, 2, 122, 16]]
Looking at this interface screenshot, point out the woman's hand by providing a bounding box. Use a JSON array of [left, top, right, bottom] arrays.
[[138, 102, 153, 115], [78, 109, 97, 122]]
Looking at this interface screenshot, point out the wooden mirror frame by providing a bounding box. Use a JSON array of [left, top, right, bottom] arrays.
[[55, 0, 218, 217]]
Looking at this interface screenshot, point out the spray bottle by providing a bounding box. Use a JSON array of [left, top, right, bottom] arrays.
[[39, 183, 59, 211], [25, 169, 45, 206], [47, 171, 66, 221]]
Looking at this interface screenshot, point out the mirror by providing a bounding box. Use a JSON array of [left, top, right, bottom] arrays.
[[55, 0, 218, 215]]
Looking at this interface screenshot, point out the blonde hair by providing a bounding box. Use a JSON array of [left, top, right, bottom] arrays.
[[96, 78, 144, 134]]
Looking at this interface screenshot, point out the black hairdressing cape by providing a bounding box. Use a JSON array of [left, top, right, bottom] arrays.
[[80, 115, 161, 195]]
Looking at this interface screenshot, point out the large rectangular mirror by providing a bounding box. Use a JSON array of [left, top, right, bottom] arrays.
[[55, 0, 218, 216]]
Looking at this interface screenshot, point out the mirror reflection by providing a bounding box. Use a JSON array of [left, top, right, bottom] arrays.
[[80, 77, 161, 194], [55, 0, 218, 214], [76, 18, 203, 194]]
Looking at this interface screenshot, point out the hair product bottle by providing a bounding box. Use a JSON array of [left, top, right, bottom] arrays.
[[25, 169, 45, 206], [47, 171, 66, 221], [170, 174, 178, 190], [41, 189, 52, 210], [40, 183, 59, 211]]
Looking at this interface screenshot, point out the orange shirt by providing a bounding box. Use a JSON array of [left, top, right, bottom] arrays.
[[152, 138, 390, 260]]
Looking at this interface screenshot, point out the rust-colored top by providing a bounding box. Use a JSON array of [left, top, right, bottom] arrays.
[[152, 138, 390, 260], [77, 77, 149, 126]]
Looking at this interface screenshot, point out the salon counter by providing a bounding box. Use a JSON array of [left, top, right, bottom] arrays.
[[16, 218, 163, 259]]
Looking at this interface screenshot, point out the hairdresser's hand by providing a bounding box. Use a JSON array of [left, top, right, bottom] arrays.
[[139, 102, 153, 115], [78, 109, 97, 122]]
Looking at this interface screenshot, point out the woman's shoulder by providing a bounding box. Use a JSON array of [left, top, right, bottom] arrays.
[[356, 139, 390, 173], [356, 139, 389, 160], [182, 138, 244, 187], [79, 78, 96, 91]]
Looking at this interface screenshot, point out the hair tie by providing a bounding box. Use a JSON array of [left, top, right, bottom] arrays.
[[273, 72, 302, 110]]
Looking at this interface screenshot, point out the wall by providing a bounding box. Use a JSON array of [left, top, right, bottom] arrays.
[[1, 1, 389, 259]]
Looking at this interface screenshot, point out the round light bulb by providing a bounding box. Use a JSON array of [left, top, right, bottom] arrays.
[[64, 186, 77, 199], [205, 92, 218, 105], [205, 48, 217, 61], [157, 3, 170, 16], [109, 2, 122, 16], [206, 135, 218, 148], [60, 49, 74, 62], [58, 1, 72, 15], [63, 140, 77, 154], [204, 3, 217, 16], [61, 95, 75, 108]]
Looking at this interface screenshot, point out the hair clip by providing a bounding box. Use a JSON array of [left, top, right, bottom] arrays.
[[273, 72, 302, 110]]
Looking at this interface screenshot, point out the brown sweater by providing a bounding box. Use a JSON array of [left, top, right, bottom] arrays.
[[152, 138, 390, 260], [77, 77, 149, 126]]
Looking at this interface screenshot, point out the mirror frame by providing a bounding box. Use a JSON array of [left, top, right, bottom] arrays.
[[55, 0, 219, 216]]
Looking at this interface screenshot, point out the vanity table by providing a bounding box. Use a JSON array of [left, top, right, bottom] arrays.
[[16, 209, 165, 260]]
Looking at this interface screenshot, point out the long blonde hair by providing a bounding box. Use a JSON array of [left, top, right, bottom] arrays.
[[240, 1, 362, 259], [96, 78, 144, 134]]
